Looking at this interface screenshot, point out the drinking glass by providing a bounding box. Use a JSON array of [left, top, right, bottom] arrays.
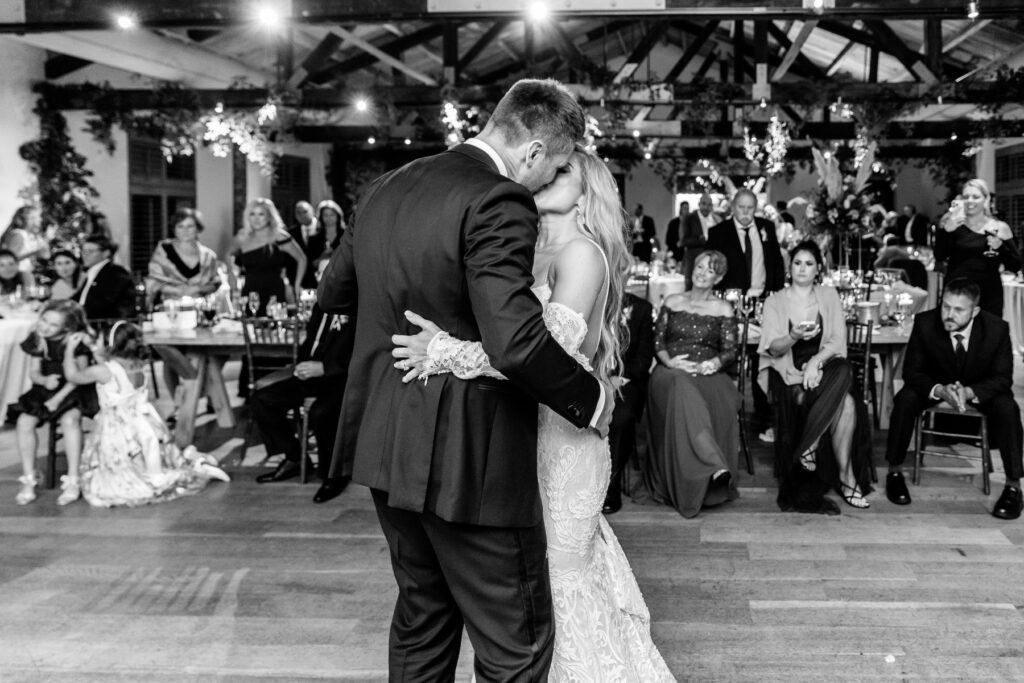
[[984, 229, 1000, 258], [165, 299, 180, 326], [203, 295, 218, 324], [247, 292, 261, 317]]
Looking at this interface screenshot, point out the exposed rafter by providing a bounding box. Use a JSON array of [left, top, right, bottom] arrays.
[[457, 21, 508, 73], [772, 19, 817, 81], [612, 22, 668, 83], [865, 19, 937, 83], [310, 24, 448, 84], [663, 20, 719, 83]]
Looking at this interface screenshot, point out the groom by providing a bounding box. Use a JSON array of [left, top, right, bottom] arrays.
[[318, 79, 611, 681]]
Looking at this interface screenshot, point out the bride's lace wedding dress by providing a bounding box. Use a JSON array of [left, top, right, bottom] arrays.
[[425, 283, 675, 682]]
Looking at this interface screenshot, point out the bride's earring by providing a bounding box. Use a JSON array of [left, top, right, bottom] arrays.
[[575, 204, 585, 231]]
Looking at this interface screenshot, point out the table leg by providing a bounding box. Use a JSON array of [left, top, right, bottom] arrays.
[[203, 355, 236, 428], [174, 352, 209, 449], [878, 351, 895, 431]]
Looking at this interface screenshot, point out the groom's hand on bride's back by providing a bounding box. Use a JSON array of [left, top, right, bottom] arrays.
[[593, 377, 616, 439]]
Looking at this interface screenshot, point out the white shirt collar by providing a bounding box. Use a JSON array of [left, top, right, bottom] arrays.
[[86, 259, 109, 280], [465, 138, 508, 178]]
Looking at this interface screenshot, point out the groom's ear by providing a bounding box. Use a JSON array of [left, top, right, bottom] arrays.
[[524, 139, 546, 167]]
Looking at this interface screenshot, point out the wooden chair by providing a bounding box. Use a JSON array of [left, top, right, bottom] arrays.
[[846, 320, 879, 483], [298, 396, 318, 484], [238, 316, 301, 465], [912, 406, 993, 495], [736, 312, 755, 475]]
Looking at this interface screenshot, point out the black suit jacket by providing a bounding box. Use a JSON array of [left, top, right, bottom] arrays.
[[706, 217, 785, 294], [620, 293, 655, 385], [300, 304, 356, 379], [895, 214, 929, 245], [286, 224, 326, 290], [631, 214, 657, 262], [318, 143, 601, 527], [77, 262, 136, 320], [902, 309, 1012, 404], [681, 212, 712, 279], [664, 217, 683, 261]]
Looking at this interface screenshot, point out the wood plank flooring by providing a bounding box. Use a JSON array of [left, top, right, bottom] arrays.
[[3, 361, 1024, 681]]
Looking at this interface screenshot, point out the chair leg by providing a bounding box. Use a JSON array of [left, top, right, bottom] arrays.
[[979, 416, 991, 496], [912, 414, 923, 485], [46, 421, 60, 490], [865, 415, 878, 484], [738, 410, 754, 475], [299, 408, 310, 485]]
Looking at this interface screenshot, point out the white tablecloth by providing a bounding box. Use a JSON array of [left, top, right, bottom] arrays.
[[647, 274, 687, 306], [0, 317, 36, 424], [1004, 281, 1024, 355]]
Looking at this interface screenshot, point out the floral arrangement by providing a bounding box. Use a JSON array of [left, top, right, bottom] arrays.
[[807, 140, 877, 238], [743, 113, 790, 177]]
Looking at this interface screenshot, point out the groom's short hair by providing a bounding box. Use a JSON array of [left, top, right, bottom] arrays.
[[488, 79, 585, 155]]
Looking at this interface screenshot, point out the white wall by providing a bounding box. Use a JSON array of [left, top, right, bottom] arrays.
[[0, 39, 44, 231], [196, 150, 235, 256], [613, 161, 675, 247]]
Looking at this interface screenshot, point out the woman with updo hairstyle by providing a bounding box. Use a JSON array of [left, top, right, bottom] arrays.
[[758, 239, 873, 515], [936, 178, 1020, 315]]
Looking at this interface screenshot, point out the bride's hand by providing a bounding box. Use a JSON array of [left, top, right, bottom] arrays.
[[392, 310, 443, 383]]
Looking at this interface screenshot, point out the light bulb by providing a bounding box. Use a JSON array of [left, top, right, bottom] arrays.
[[355, 99, 369, 112], [115, 13, 137, 30], [367, 137, 376, 145], [967, 1, 979, 20]]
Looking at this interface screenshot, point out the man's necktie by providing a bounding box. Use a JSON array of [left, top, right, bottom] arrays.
[[954, 333, 967, 372], [743, 226, 753, 281]]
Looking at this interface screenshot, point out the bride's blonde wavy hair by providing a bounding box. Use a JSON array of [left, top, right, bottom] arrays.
[[570, 147, 631, 386]]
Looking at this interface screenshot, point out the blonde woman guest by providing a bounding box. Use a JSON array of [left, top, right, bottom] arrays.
[[228, 198, 306, 314], [1, 205, 49, 273], [936, 178, 1021, 315], [146, 208, 221, 305]]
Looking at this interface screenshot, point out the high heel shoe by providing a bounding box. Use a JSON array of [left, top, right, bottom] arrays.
[[799, 448, 817, 472], [837, 481, 870, 509]]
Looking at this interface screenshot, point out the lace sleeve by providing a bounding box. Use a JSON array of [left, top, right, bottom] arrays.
[[715, 315, 738, 369], [420, 301, 591, 380], [653, 306, 669, 354], [422, 332, 506, 380]]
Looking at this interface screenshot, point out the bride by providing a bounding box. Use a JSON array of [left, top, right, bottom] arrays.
[[393, 147, 675, 681]]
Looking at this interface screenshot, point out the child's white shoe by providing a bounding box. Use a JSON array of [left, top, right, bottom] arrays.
[[56, 476, 81, 506], [16, 474, 38, 505], [196, 460, 231, 483]]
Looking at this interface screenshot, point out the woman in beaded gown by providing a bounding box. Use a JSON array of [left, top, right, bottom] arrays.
[[645, 249, 740, 518], [394, 148, 675, 682], [936, 178, 1020, 316]]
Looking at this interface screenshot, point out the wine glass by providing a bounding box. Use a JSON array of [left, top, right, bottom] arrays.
[[203, 295, 218, 325], [247, 292, 261, 318], [983, 229, 1000, 258], [165, 299, 180, 326]]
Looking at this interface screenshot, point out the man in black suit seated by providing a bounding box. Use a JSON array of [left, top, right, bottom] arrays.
[[287, 201, 326, 291], [630, 203, 657, 262], [707, 189, 785, 440], [603, 290, 656, 514], [664, 201, 689, 263], [76, 234, 136, 321], [251, 303, 356, 503], [884, 278, 1024, 520]]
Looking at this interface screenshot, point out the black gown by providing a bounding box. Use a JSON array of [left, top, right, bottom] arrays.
[[236, 238, 291, 315], [937, 224, 1021, 316]]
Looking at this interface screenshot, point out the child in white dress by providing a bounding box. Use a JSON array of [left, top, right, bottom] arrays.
[[62, 321, 229, 507]]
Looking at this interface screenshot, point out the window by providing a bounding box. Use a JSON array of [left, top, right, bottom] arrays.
[[128, 138, 196, 273], [271, 155, 311, 226]]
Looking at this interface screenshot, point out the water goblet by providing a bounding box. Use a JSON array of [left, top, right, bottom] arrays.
[[165, 299, 180, 326], [983, 229, 1000, 258]]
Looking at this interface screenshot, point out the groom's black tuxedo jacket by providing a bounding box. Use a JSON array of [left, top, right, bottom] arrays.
[[902, 308, 1012, 403], [318, 143, 601, 527]]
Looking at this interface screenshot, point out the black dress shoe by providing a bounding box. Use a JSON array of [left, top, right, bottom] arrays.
[[992, 486, 1023, 520], [313, 477, 350, 504], [602, 497, 622, 515], [885, 471, 912, 505], [256, 459, 304, 483]]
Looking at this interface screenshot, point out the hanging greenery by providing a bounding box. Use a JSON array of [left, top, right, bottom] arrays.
[[18, 88, 100, 244]]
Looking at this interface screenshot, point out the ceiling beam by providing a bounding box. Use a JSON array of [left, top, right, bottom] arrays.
[[864, 19, 937, 83], [44, 53, 91, 80], [11, 30, 271, 87], [772, 19, 817, 81], [457, 21, 508, 73], [766, 21, 826, 80], [315, 26, 440, 85], [612, 22, 668, 83], [824, 40, 856, 77], [6, 0, 1024, 30], [942, 19, 992, 53], [664, 20, 719, 83]]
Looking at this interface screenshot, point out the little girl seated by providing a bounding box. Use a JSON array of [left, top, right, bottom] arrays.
[[62, 321, 229, 508], [9, 300, 97, 505]]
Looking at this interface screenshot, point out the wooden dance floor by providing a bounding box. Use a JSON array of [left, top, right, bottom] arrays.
[[4, 363, 1024, 681]]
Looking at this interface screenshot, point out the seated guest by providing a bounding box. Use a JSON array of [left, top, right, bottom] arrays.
[[759, 240, 873, 514], [49, 249, 84, 301], [603, 288, 656, 514], [0, 248, 33, 295], [884, 278, 1024, 519], [76, 235, 136, 321], [146, 208, 221, 305], [1, 205, 49, 273], [251, 303, 356, 503], [645, 250, 740, 518], [874, 234, 911, 269]]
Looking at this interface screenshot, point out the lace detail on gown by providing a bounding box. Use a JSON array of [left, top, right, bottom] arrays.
[[425, 282, 674, 682]]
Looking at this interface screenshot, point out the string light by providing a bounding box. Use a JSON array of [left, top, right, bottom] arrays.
[[967, 1, 980, 20], [114, 13, 137, 30], [404, 138, 412, 145], [632, 129, 641, 138], [367, 136, 376, 145], [355, 98, 369, 113], [759, 98, 768, 109]]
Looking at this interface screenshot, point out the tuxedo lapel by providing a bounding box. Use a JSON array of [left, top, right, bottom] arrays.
[[961, 314, 986, 381], [930, 314, 959, 380]]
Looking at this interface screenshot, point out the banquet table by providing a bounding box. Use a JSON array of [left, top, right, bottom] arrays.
[[627, 273, 687, 306], [0, 316, 36, 424], [1003, 280, 1024, 355], [144, 326, 246, 449], [749, 323, 910, 429]]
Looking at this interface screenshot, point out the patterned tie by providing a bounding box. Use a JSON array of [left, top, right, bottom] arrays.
[[743, 226, 753, 283], [954, 333, 967, 372]]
